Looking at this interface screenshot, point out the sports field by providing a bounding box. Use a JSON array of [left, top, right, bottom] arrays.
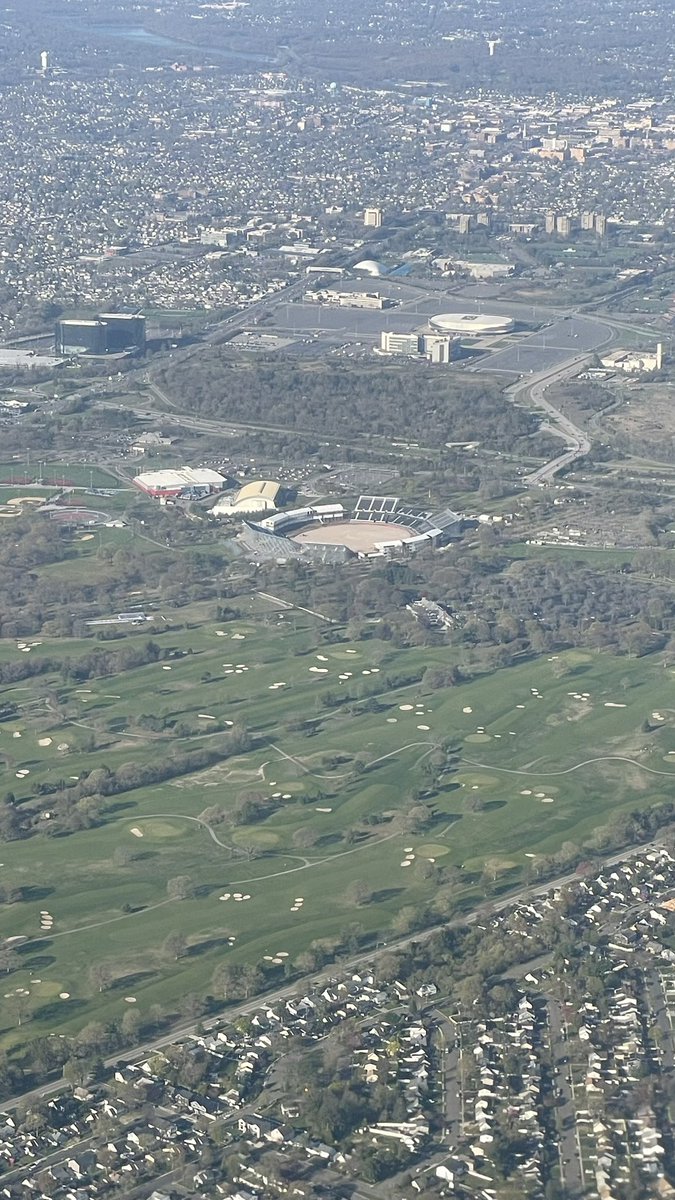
[[291, 520, 415, 552], [0, 462, 121, 489], [1, 606, 674, 1051]]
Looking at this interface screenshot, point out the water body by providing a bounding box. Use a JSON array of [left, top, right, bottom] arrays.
[[88, 22, 274, 64]]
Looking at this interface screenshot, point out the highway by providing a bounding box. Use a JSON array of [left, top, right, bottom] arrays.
[[507, 355, 594, 486]]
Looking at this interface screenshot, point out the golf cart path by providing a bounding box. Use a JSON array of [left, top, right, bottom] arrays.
[[465, 753, 675, 779]]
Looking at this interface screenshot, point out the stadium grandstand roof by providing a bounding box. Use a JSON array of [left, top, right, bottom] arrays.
[[238, 520, 352, 564], [429, 507, 463, 533]]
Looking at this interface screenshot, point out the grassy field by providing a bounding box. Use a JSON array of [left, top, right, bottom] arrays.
[[0, 462, 121, 489], [1, 605, 674, 1050]]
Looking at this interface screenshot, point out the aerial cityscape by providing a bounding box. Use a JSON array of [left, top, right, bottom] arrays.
[[1, 1, 675, 1198]]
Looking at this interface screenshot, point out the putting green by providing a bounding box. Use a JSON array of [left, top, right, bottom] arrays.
[[415, 843, 450, 858], [465, 733, 492, 743], [30, 980, 64, 999], [139, 820, 184, 838], [466, 854, 518, 874], [456, 772, 499, 789], [232, 828, 280, 848]]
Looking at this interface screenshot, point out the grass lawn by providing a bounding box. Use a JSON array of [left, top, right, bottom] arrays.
[[0, 462, 121, 489]]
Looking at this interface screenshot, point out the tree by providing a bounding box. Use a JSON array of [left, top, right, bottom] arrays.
[[62, 1057, 92, 1089], [465, 794, 485, 813], [293, 827, 320, 849], [0, 948, 20, 974], [212, 962, 244, 1000], [88, 963, 113, 993], [345, 879, 372, 907], [167, 875, 196, 900], [162, 931, 188, 961], [121, 1008, 144, 1042]]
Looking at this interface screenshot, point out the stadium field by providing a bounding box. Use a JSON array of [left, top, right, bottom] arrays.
[[291, 520, 416, 553]]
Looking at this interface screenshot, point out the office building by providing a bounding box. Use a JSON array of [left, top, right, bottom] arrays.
[[379, 331, 452, 363], [422, 334, 452, 364], [364, 207, 383, 228], [97, 313, 146, 353], [55, 312, 146, 356], [55, 320, 107, 356], [380, 331, 422, 356]]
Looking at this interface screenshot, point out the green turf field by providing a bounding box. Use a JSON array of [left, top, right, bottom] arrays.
[[0, 462, 121, 489], [1, 608, 674, 1050]]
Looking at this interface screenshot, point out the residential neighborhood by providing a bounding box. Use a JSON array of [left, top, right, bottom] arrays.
[[2, 843, 675, 1199]]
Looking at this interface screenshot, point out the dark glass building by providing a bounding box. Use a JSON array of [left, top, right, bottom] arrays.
[[55, 319, 107, 356], [97, 313, 146, 353], [55, 313, 146, 356]]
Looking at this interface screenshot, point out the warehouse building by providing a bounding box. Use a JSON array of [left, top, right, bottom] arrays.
[[133, 467, 226, 499]]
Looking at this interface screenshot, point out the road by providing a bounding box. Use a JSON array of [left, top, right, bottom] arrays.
[[547, 995, 585, 1197], [429, 1009, 460, 1147], [644, 967, 674, 1074], [506, 355, 593, 486]]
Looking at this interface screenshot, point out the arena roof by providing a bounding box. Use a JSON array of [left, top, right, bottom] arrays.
[[212, 479, 281, 517], [429, 312, 514, 335], [237, 480, 281, 503], [353, 259, 387, 276]]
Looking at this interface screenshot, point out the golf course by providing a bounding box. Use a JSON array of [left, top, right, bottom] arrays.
[[1, 597, 674, 1051]]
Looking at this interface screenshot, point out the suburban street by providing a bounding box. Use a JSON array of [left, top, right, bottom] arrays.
[[429, 1009, 460, 1146], [546, 995, 585, 1197]]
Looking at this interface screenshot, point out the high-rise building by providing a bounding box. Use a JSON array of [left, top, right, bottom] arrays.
[[458, 214, 471, 235], [364, 207, 383, 228], [556, 215, 572, 237], [580, 210, 595, 230], [40, 50, 50, 73], [544, 211, 556, 234], [594, 214, 607, 236]]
